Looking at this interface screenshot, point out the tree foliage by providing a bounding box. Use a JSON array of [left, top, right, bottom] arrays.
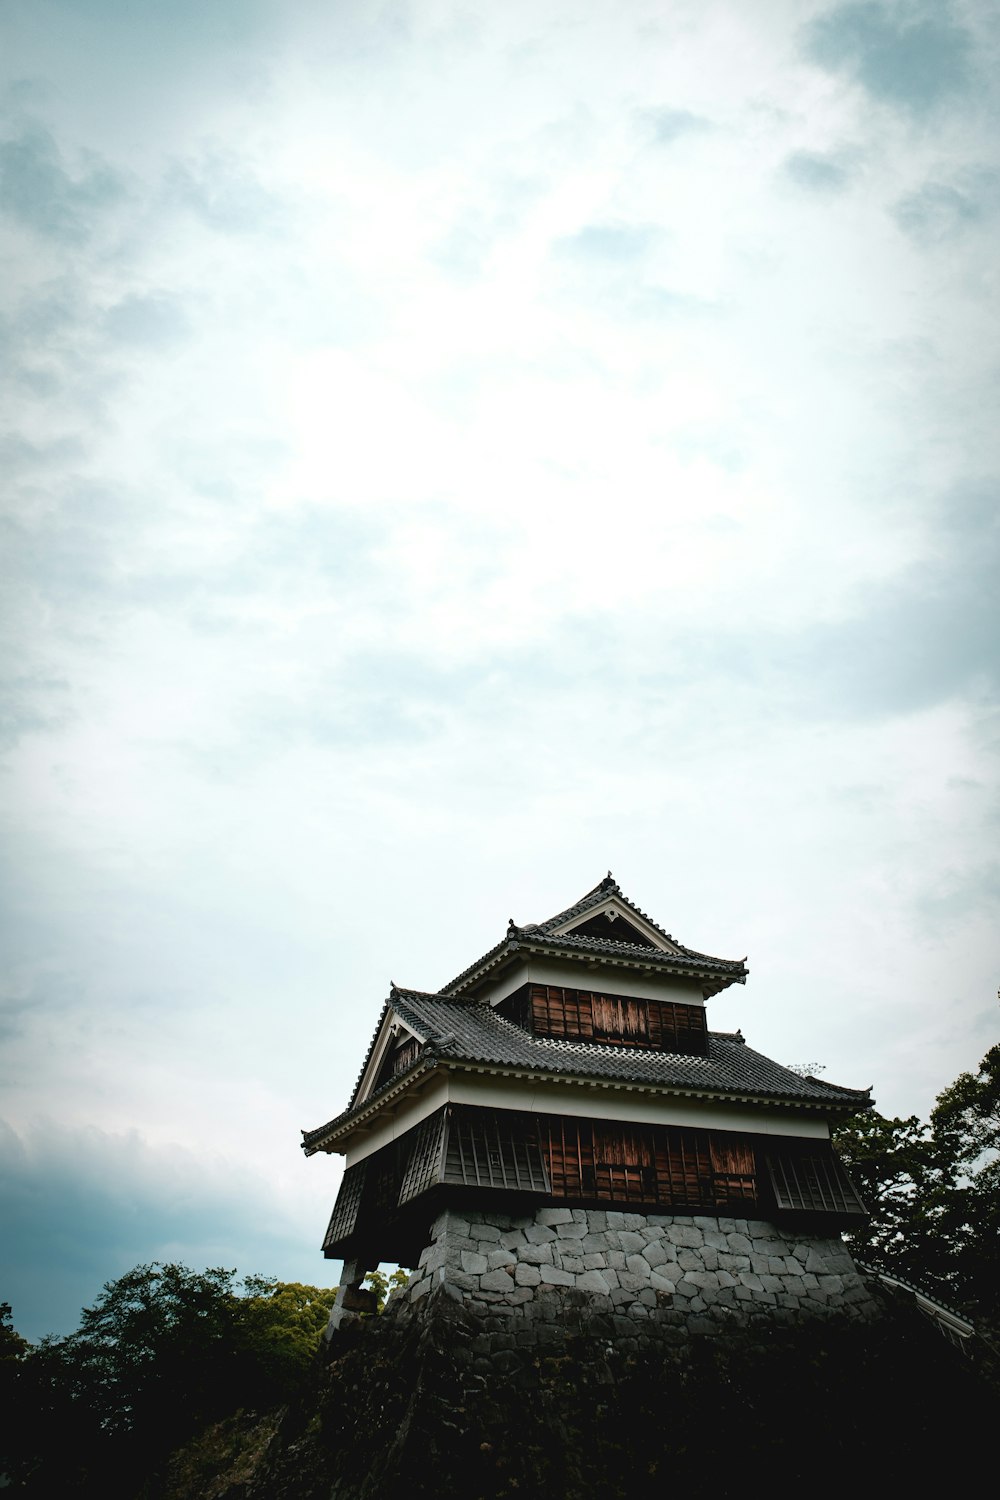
[[364, 1267, 410, 1311], [834, 1042, 1000, 1341], [1, 1265, 337, 1497]]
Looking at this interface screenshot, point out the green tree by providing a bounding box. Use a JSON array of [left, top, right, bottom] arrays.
[[0, 1300, 29, 1362], [834, 1041, 1000, 1340], [364, 1267, 410, 1311], [2, 1265, 337, 1498]]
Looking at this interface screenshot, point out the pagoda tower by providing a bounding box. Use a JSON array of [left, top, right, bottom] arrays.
[[304, 876, 877, 1332]]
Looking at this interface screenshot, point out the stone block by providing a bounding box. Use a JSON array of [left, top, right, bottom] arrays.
[[701, 1248, 719, 1271], [477, 1223, 503, 1242], [676, 1249, 702, 1271], [555, 1220, 588, 1239], [618, 1272, 647, 1293], [718, 1252, 750, 1272], [617, 1231, 646, 1254], [538, 1264, 575, 1287], [760, 1275, 784, 1294], [692, 1216, 720, 1232], [447, 1270, 480, 1292], [586, 1210, 608, 1232], [747, 1220, 775, 1239], [642, 1241, 669, 1268], [607, 1250, 626, 1270], [703, 1230, 729, 1251], [727, 1233, 752, 1255], [515, 1262, 541, 1287], [461, 1251, 488, 1275], [683, 1270, 719, 1292], [757, 1240, 787, 1258], [602, 1268, 621, 1289], [577, 1269, 612, 1294], [819, 1274, 845, 1296], [519, 1243, 554, 1265], [767, 1258, 788, 1276], [419, 1244, 450, 1274], [624, 1254, 650, 1279], [410, 1277, 432, 1301], [750, 1256, 771, 1274], [487, 1248, 516, 1270], [524, 1224, 557, 1244], [650, 1270, 679, 1293], [499, 1230, 527, 1251], [537, 1208, 575, 1227], [667, 1225, 703, 1248], [509, 1287, 534, 1304], [559, 1256, 585, 1276], [605, 1211, 626, 1229], [431, 1211, 469, 1240], [717, 1270, 738, 1288], [480, 1268, 516, 1292], [740, 1272, 764, 1292]]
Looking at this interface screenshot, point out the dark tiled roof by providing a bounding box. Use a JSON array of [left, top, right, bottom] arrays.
[[301, 988, 872, 1153], [442, 875, 748, 996], [530, 873, 682, 947]]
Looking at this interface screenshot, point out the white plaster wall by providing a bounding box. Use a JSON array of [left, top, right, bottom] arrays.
[[478, 957, 708, 1008], [444, 1069, 831, 1138], [343, 1076, 450, 1166]]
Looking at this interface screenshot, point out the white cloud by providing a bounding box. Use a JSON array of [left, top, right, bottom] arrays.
[[1, 0, 998, 1335]]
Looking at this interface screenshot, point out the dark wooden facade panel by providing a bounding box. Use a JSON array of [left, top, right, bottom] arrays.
[[540, 1116, 752, 1210], [323, 1107, 867, 1256], [499, 983, 709, 1056], [373, 1035, 421, 1093]]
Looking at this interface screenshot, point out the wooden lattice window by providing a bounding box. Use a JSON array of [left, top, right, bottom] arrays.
[[654, 1128, 714, 1207], [530, 985, 595, 1040], [766, 1150, 867, 1220], [443, 1108, 551, 1193], [648, 1000, 708, 1055], [592, 1122, 656, 1203], [322, 1160, 368, 1253], [710, 1135, 757, 1205], [397, 1110, 448, 1206]]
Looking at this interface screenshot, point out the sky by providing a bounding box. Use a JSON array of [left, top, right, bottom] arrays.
[[1, 0, 998, 1343]]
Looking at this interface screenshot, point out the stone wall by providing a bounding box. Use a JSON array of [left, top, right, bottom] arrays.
[[389, 1205, 878, 1332]]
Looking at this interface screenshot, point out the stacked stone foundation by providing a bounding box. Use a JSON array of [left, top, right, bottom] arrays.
[[387, 1204, 878, 1332]]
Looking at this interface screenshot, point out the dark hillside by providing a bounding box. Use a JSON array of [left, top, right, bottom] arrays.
[[159, 1284, 995, 1500]]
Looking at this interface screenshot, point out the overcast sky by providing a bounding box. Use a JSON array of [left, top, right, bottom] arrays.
[[2, 0, 998, 1342]]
